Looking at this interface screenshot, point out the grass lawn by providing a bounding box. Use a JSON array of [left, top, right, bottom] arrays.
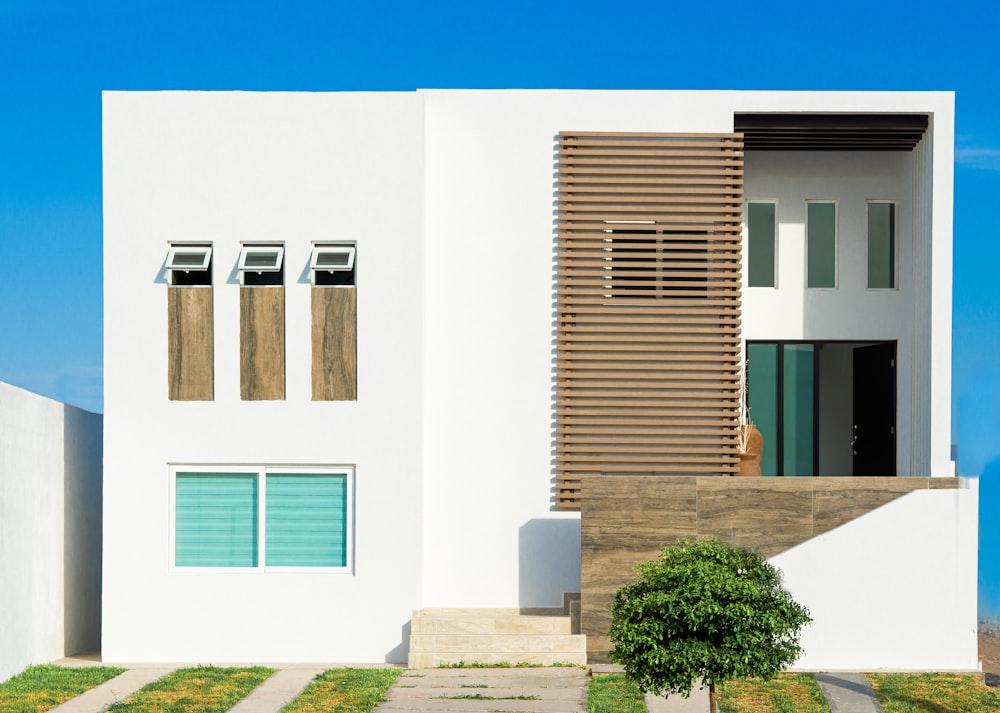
[[868, 673, 1000, 713], [0, 665, 126, 713], [107, 666, 273, 713], [281, 668, 400, 713], [717, 673, 828, 713], [587, 673, 645, 713]]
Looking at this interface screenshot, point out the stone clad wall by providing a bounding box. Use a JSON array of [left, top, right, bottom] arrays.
[[580, 475, 960, 664]]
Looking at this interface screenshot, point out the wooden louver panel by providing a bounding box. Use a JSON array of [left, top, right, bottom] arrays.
[[555, 132, 744, 510]]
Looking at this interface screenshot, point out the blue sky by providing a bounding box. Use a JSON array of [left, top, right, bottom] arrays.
[[1, 0, 998, 613]]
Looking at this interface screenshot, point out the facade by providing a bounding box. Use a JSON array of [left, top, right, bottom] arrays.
[[102, 89, 976, 669]]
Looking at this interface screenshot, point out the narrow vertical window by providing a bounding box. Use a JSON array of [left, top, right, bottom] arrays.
[[807, 202, 837, 288], [747, 202, 776, 287], [239, 243, 286, 401], [311, 243, 358, 401], [868, 202, 896, 288], [166, 243, 214, 401]]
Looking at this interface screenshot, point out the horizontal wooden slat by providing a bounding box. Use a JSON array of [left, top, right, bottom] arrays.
[[555, 132, 743, 510]]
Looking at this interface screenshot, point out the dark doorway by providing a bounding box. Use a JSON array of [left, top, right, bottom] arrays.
[[852, 343, 897, 475]]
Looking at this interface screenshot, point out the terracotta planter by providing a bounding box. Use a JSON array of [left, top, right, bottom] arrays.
[[737, 424, 763, 476]]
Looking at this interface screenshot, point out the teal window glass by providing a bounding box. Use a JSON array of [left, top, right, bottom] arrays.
[[868, 203, 896, 288], [176, 472, 258, 567], [747, 343, 778, 476], [783, 345, 815, 476], [807, 203, 836, 288], [266, 473, 347, 567], [747, 203, 776, 287]]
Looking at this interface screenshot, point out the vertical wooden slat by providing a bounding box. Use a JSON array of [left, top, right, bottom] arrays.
[[240, 287, 285, 400], [555, 132, 745, 509], [167, 287, 214, 401], [312, 287, 358, 401]]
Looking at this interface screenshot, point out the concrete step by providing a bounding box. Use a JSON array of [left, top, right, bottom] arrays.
[[408, 608, 586, 668]]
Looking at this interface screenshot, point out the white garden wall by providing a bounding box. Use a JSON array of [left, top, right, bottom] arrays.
[[773, 480, 978, 671], [0, 382, 102, 682]]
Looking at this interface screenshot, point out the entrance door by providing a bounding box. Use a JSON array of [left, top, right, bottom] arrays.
[[852, 343, 896, 475]]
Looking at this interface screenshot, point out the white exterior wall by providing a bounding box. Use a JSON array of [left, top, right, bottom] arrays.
[[102, 92, 425, 663], [0, 382, 102, 682], [773, 481, 978, 671]]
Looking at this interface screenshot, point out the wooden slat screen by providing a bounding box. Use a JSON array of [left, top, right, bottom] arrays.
[[555, 132, 745, 510]]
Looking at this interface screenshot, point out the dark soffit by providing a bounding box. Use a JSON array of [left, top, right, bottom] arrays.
[[735, 114, 929, 151]]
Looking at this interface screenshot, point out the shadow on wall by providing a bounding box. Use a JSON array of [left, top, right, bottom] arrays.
[[384, 620, 411, 665], [63, 406, 103, 656], [518, 519, 581, 609]]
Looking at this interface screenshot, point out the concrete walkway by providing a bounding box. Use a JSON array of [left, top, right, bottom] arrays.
[[226, 668, 324, 713], [375, 668, 588, 712], [815, 673, 885, 713], [48, 668, 176, 713], [644, 687, 711, 712]]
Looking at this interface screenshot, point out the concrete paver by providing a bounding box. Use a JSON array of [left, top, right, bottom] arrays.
[[225, 668, 324, 713], [815, 673, 885, 713], [644, 687, 710, 712], [48, 668, 175, 713], [375, 668, 587, 712]]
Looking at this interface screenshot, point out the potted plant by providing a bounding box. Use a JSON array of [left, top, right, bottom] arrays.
[[737, 362, 763, 476]]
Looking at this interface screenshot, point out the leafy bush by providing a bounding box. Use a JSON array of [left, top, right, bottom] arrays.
[[609, 538, 811, 713]]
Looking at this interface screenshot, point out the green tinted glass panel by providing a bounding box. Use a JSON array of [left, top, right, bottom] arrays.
[[747, 203, 776, 287], [747, 343, 778, 476], [176, 473, 258, 567], [266, 474, 347, 567], [868, 203, 895, 288], [783, 345, 814, 476], [807, 203, 836, 288]]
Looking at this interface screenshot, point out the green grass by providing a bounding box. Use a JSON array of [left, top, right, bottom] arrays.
[[587, 673, 645, 713], [107, 666, 273, 713], [281, 668, 400, 713], [717, 674, 828, 713], [0, 664, 126, 713], [868, 673, 1000, 713]]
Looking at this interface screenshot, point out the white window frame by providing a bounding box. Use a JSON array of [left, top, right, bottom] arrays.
[[310, 245, 356, 273], [166, 244, 212, 272], [168, 463, 355, 575], [237, 245, 285, 273]]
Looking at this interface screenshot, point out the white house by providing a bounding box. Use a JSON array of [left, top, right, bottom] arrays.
[[101, 89, 977, 670]]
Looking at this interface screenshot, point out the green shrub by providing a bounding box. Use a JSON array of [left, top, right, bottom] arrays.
[[609, 538, 811, 713]]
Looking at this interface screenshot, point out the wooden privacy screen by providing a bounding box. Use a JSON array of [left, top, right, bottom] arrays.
[[167, 287, 214, 400], [240, 287, 286, 400], [554, 132, 745, 509], [312, 287, 358, 400]]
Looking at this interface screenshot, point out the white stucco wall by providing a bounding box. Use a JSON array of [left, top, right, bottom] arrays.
[[773, 480, 978, 671], [102, 89, 960, 663], [0, 382, 103, 682], [102, 92, 425, 663]]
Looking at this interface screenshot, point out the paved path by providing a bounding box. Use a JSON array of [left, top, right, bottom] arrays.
[[226, 668, 324, 713], [48, 668, 175, 713], [374, 668, 588, 712], [815, 673, 885, 713], [645, 687, 710, 712]]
